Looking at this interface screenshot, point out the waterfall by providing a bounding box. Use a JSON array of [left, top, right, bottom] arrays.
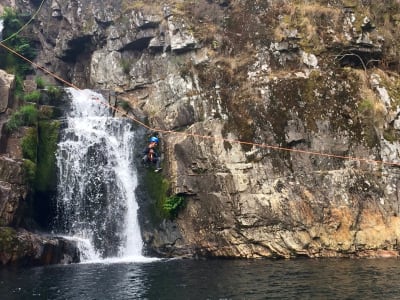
[[0, 19, 4, 40], [55, 88, 144, 262]]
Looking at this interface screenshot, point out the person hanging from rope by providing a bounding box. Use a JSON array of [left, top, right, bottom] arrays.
[[142, 135, 162, 172]]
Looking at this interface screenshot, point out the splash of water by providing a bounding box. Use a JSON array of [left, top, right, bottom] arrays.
[[55, 88, 144, 262], [0, 19, 4, 41]]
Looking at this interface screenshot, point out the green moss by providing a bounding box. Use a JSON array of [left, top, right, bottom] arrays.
[[21, 127, 38, 162], [23, 159, 37, 185], [0, 227, 30, 257], [358, 98, 374, 113], [35, 120, 60, 192], [144, 170, 185, 220], [144, 170, 170, 221], [0, 227, 18, 251]]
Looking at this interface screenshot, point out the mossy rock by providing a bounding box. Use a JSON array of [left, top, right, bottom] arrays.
[[144, 171, 170, 222], [35, 120, 60, 192], [21, 127, 38, 162], [0, 227, 29, 258]]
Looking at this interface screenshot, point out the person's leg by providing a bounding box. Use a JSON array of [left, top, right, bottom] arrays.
[[155, 157, 161, 169]]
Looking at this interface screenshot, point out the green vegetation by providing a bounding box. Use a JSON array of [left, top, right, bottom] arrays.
[[5, 101, 60, 190], [120, 59, 132, 75], [23, 159, 37, 185], [358, 98, 375, 113], [0, 8, 36, 78], [46, 86, 63, 104], [145, 171, 186, 220], [35, 120, 60, 192], [0, 227, 22, 251], [21, 127, 38, 162], [23, 90, 41, 102], [19, 120, 60, 191], [35, 76, 45, 89], [6, 105, 38, 132], [118, 99, 131, 111], [163, 195, 185, 219]]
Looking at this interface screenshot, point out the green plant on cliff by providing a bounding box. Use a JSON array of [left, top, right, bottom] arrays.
[[6, 104, 38, 132], [145, 170, 186, 220], [120, 59, 132, 75], [35, 76, 45, 89], [35, 120, 60, 192], [46, 86, 64, 106], [19, 119, 60, 191], [21, 127, 38, 185], [163, 195, 185, 219], [118, 99, 131, 112], [23, 90, 41, 103], [0, 227, 28, 254], [0, 8, 37, 76], [23, 159, 37, 185], [21, 127, 38, 162]]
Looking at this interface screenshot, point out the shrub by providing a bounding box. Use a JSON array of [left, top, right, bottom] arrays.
[[19, 105, 38, 126], [0, 8, 37, 76], [35, 77, 45, 89], [120, 59, 131, 75], [163, 195, 185, 219], [23, 90, 41, 102], [46, 86, 63, 102], [6, 105, 38, 131]]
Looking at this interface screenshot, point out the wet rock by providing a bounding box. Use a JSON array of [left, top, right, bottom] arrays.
[[0, 156, 27, 227], [0, 227, 80, 266]]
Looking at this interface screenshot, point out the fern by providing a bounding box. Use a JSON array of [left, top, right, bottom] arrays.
[[163, 195, 185, 219]]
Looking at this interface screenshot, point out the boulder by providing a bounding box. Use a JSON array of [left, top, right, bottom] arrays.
[[0, 70, 15, 113], [0, 227, 80, 266]]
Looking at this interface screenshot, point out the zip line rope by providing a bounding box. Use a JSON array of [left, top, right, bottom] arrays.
[[1, 6, 400, 168]]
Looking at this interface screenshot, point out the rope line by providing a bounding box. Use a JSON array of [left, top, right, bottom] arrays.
[[1, 20, 400, 168], [0, 0, 46, 43]]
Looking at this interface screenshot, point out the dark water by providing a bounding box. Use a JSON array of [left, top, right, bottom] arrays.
[[1, 258, 399, 299]]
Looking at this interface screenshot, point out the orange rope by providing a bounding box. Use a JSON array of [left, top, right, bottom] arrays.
[[1, 41, 400, 167]]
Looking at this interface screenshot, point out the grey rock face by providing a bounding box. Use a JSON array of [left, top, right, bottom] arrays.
[[0, 70, 15, 113], [0, 156, 26, 227]]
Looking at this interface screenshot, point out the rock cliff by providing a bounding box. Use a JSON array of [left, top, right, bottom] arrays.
[[0, 68, 80, 265], [4, 0, 400, 259]]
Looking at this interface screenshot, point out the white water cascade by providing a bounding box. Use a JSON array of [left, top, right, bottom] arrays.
[[55, 88, 146, 262], [0, 19, 4, 41]]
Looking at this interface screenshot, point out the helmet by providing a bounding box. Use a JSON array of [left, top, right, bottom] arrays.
[[150, 136, 159, 143]]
